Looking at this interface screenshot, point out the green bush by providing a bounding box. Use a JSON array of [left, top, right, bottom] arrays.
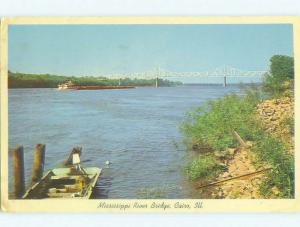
[[182, 93, 262, 151], [263, 55, 294, 97], [270, 55, 294, 80], [281, 115, 294, 135], [186, 156, 224, 181]]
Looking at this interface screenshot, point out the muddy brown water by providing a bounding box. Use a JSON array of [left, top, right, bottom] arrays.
[[8, 85, 244, 198]]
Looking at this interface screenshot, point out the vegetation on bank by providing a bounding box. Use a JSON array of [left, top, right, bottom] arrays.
[[8, 71, 182, 88], [263, 55, 294, 97], [182, 55, 294, 198], [186, 156, 226, 181]]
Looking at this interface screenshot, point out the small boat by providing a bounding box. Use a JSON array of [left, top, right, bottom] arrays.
[[22, 152, 101, 199]]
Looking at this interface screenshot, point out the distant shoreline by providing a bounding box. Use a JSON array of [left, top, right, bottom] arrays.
[[8, 71, 182, 88], [8, 71, 262, 89], [7, 83, 263, 89]]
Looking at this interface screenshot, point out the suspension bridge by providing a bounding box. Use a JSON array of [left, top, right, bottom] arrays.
[[107, 65, 268, 87]]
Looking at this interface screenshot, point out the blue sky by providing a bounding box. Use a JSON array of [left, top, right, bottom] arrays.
[[8, 24, 293, 83]]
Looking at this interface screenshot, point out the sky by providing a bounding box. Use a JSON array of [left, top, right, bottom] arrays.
[[8, 24, 294, 83]]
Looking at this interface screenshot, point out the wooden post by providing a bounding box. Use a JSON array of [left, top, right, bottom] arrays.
[[13, 146, 25, 198], [31, 144, 45, 185]]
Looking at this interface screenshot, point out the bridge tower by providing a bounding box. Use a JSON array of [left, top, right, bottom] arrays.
[[222, 65, 228, 87], [155, 67, 160, 88], [223, 76, 227, 87]]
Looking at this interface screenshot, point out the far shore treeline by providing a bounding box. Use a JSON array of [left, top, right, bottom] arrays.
[[8, 71, 182, 88]]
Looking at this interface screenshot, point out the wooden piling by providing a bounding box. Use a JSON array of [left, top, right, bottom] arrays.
[[13, 146, 25, 198], [31, 144, 46, 185]]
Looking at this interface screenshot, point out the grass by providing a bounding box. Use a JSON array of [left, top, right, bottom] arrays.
[[253, 135, 294, 198], [182, 90, 263, 151], [182, 88, 294, 198], [186, 156, 225, 181], [281, 114, 294, 135]]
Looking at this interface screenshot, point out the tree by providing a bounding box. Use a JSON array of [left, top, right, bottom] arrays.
[[264, 55, 294, 97], [270, 55, 294, 80]]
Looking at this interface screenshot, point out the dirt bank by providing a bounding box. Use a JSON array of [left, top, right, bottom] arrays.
[[256, 97, 294, 153], [199, 144, 268, 199], [199, 97, 294, 199]]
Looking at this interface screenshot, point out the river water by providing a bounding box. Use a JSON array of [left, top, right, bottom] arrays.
[[8, 85, 243, 199]]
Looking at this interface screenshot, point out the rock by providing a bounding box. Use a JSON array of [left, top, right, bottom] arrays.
[[222, 172, 230, 178], [245, 141, 253, 147], [270, 116, 279, 121], [265, 109, 275, 114], [214, 150, 227, 158], [256, 97, 294, 143], [227, 148, 235, 155], [218, 191, 223, 197], [271, 186, 280, 196], [219, 163, 228, 172]]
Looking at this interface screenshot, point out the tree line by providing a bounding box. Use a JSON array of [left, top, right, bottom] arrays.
[[8, 71, 182, 88]]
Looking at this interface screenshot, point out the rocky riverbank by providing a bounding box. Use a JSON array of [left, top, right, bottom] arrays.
[[199, 97, 294, 199], [256, 97, 294, 153]]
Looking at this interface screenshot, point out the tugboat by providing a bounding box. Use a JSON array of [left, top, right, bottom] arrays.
[[57, 81, 77, 90]]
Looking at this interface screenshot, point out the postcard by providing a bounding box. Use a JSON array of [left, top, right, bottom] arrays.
[[1, 17, 299, 212]]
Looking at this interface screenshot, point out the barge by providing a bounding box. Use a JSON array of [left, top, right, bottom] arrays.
[[58, 81, 135, 90]]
